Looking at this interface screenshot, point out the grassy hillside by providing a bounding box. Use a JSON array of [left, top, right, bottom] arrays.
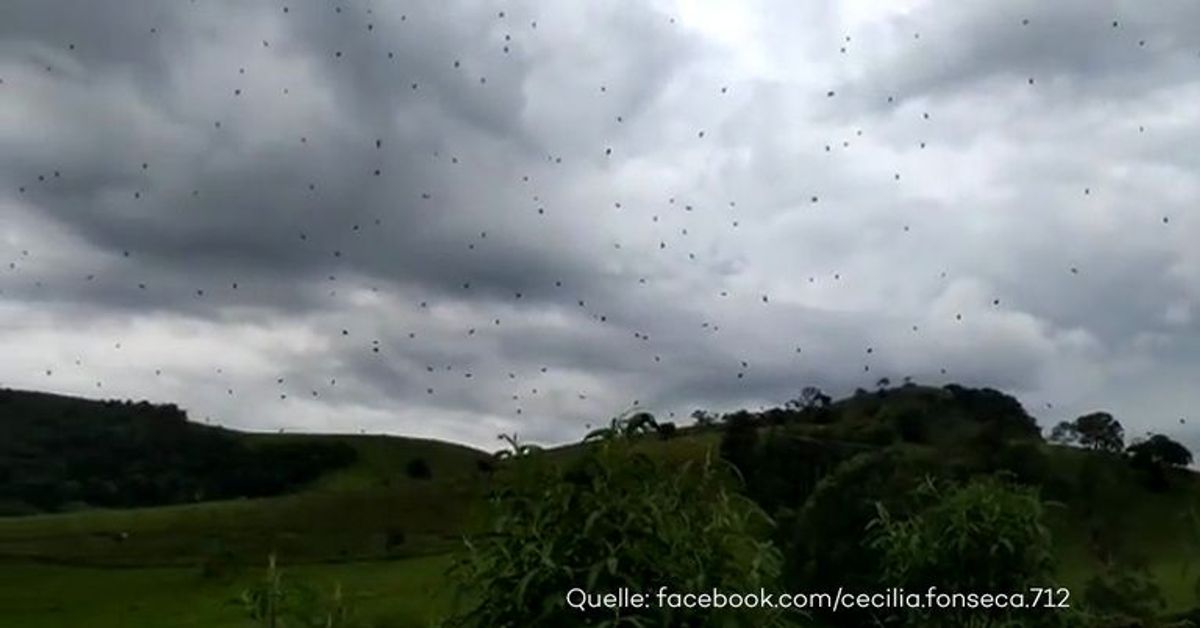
[[253, 433, 494, 492], [0, 555, 453, 628], [0, 389, 365, 515], [0, 388, 494, 569], [4, 383, 1200, 626]]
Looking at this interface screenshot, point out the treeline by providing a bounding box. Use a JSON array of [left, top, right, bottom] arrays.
[[713, 382, 1195, 627], [441, 381, 1199, 628], [0, 389, 356, 516]]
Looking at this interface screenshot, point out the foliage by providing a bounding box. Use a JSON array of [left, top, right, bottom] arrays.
[[0, 389, 357, 514], [239, 554, 362, 628], [784, 447, 946, 628], [1127, 434, 1194, 492], [867, 476, 1063, 627], [1051, 413, 1125, 453], [444, 413, 794, 628], [889, 406, 930, 443], [1082, 562, 1167, 627], [941, 384, 1041, 440], [745, 430, 854, 516], [199, 538, 242, 580], [383, 528, 407, 552], [1050, 422, 1080, 446], [785, 386, 832, 412], [1128, 435, 1194, 468], [691, 409, 719, 427], [405, 458, 433, 480], [719, 410, 760, 483], [992, 440, 1052, 486]]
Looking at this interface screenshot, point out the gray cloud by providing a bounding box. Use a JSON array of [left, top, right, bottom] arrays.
[[1, 0, 1198, 448]]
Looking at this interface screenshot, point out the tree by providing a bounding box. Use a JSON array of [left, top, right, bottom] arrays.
[[1127, 434, 1193, 468], [444, 414, 793, 627], [785, 386, 831, 411], [690, 409, 718, 427], [1049, 420, 1080, 445], [1127, 434, 1192, 490], [1073, 412, 1124, 452]]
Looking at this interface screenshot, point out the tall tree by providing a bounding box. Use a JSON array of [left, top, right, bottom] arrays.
[[1074, 412, 1125, 453]]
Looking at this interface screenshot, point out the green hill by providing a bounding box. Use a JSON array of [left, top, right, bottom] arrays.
[[3, 383, 1200, 626]]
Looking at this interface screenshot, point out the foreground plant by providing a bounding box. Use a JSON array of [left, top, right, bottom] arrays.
[[443, 414, 797, 627], [239, 553, 359, 628], [867, 476, 1082, 628]]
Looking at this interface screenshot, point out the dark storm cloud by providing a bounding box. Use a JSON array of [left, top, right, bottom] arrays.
[[1, 0, 695, 314], [2, 0, 1199, 447]]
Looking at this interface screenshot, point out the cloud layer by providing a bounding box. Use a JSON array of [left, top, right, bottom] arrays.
[[2, 0, 1198, 448]]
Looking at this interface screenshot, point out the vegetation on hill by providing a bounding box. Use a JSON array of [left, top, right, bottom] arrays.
[[3, 382, 1200, 627], [446, 416, 789, 627], [0, 389, 359, 516]]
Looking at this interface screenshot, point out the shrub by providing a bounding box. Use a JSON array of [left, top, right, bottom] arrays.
[[867, 476, 1071, 627], [1082, 563, 1165, 626], [405, 458, 432, 480], [890, 407, 929, 443], [785, 447, 945, 623], [239, 554, 362, 627], [443, 415, 795, 627], [383, 528, 406, 552], [198, 539, 239, 580]]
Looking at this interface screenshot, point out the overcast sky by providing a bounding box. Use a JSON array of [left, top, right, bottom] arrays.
[[2, 0, 1198, 450]]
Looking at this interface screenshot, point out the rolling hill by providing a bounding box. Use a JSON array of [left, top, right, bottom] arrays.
[[3, 383, 1200, 626]]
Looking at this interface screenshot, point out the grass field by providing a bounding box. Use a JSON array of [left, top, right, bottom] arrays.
[[5, 423, 1200, 625], [0, 433, 491, 567], [0, 432, 477, 627], [244, 433, 492, 492], [0, 554, 454, 628]]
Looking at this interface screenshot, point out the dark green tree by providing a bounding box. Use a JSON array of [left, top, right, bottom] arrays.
[[1127, 434, 1193, 468], [1049, 421, 1080, 446], [1073, 412, 1125, 453], [690, 409, 718, 427], [1126, 434, 1192, 491]]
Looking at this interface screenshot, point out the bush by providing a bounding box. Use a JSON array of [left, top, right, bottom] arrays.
[[1082, 563, 1165, 626], [719, 411, 760, 483], [785, 447, 946, 626], [867, 476, 1072, 627], [894, 412, 928, 443], [198, 539, 239, 580], [992, 440, 1050, 486], [443, 416, 795, 628], [405, 458, 432, 480], [383, 528, 406, 552], [240, 554, 362, 627]]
